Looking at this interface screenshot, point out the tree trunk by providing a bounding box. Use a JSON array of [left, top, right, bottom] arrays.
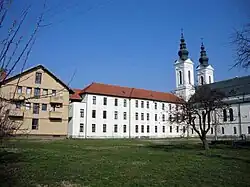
[[201, 136, 209, 150]]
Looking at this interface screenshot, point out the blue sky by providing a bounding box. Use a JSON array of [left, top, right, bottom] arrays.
[[8, 0, 250, 92]]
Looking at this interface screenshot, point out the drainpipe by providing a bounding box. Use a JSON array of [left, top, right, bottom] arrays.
[[85, 95, 88, 139], [238, 102, 242, 136], [128, 88, 134, 139]]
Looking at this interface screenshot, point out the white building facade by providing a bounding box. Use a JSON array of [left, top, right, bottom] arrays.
[[68, 33, 250, 139]]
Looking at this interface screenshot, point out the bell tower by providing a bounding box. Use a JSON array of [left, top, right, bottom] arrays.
[[174, 30, 195, 101]]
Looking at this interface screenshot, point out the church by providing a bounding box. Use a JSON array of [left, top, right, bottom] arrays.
[[68, 33, 250, 139]]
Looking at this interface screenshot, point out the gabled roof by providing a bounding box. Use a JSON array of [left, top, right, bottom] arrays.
[[70, 89, 82, 100], [3, 64, 74, 93], [208, 75, 250, 97], [78, 82, 181, 103]]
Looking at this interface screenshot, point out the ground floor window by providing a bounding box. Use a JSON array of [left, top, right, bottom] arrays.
[[170, 126, 172, 133], [162, 126, 165, 133], [222, 127, 224, 134], [135, 125, 138, 133], [79, 123, 84, 132], [155, 126, 157, 133], [248, 126, 250, 134], [176, 126, 179, 133], [233, 127, 237, 134], [103, 124, 106, 133], [147, 125, 150, 133], [123, 125, 126, 133], [32, 119, 39, 130], [114, 124, 118, 133], [141, 125, 144, 133], [211, 127, 213, 134], [92, 124, 96, 132]]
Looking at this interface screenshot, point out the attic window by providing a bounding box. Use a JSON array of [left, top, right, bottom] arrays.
[[122, 91, 125, 94], [35, 72, 42, 84]]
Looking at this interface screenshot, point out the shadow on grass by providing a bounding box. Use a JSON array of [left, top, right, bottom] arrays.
[[147, 143, 250, 164], [0, 150, 23, 187], [197, 152, 250, 164], [146, 143, 205, 152]]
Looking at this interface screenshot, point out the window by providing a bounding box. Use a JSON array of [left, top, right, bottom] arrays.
[[42, 89, 48, 96], [162, 114, 165, 121], [147, 125, 150, 133], [221, 127, 224, 134], [80, 109, 84, 118], [147, 113, 149, 121], [179, 71, 182, 85], [248, 126, 250, 134], [155, 114, 157, 121], [34, 88, 40, 98], [202, 111, 205, 122], [141, 113, 144, 120], [123, 99, 127, 107], [123, 112, 127, 120], [176, 104, 178, 111], [147, 101, 149, 109], [123, 125, 126, 133], [162, 126, 165, 133], [141, 125, 144, 133], [183, 126, 186, 133], [155, 126, 157, 133], [211, 127, 213, 134], [135, 125, 138, 133], [26, 87, 32, 95], [200, 76, 204, 85], [42, 104, 47, 111], [170, 126, 172, 133], [176, 126, 179, 133], [103, 111, 107, 119], [114, 98, 118, 106], [92, 110, 96, 118], [135, 100, 138, 108], [233, 127, 237, 134], [169, 104, 172, 111], [114, 124, 118, 133], [162, 103, 165, 110], [114, 111, 118, 119], [32, 119, 39, 130], [52, 90, 56, 96], [17, 86, 22, 94], [169, 115, 172, 121], [103, 97, 107, 105], [35, 72, 42, 84], [229, 108, 234, 121], [93, 96, 96, 105], [223, 109, 227, 122], [188, 70, 191, 84], [141, 101, 144, 108], [33, 103, 39, 114], [80, 123, 84, 132], [25, 102, 31, 110], [209, 76, 211, 84], [15, 102, 21, 109], [191, 128, 194, 134], [155, 102, 157, 110], [135, 112, 138, 120], [92, 124, 96, 132], [103, 124, 106, 133]]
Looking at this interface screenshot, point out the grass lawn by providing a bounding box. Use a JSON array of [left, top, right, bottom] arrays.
[[1, 139, 250, 187]]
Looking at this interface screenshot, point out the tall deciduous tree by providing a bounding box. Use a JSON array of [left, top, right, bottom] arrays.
[[169, 85, 227, 150]]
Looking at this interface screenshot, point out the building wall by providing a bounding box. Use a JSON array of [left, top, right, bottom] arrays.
[[69, 93, 189, 139], [69, 93, 250, 139], [1, 67, 70, 136]]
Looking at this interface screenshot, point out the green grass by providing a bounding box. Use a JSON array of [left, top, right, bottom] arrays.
[[1, 139, 250, 187]]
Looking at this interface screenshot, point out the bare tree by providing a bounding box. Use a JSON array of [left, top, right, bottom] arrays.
[[169, 85, 228, 150], [0, 0, 49, 141], [231, 23, 250, 69]]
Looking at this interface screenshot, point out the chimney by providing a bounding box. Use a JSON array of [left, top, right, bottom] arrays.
[[0, 68, 7, 82]]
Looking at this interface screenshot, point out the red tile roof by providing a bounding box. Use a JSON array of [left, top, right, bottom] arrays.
[[73, 82, 181, 103], [70, 89, 82, 100]]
